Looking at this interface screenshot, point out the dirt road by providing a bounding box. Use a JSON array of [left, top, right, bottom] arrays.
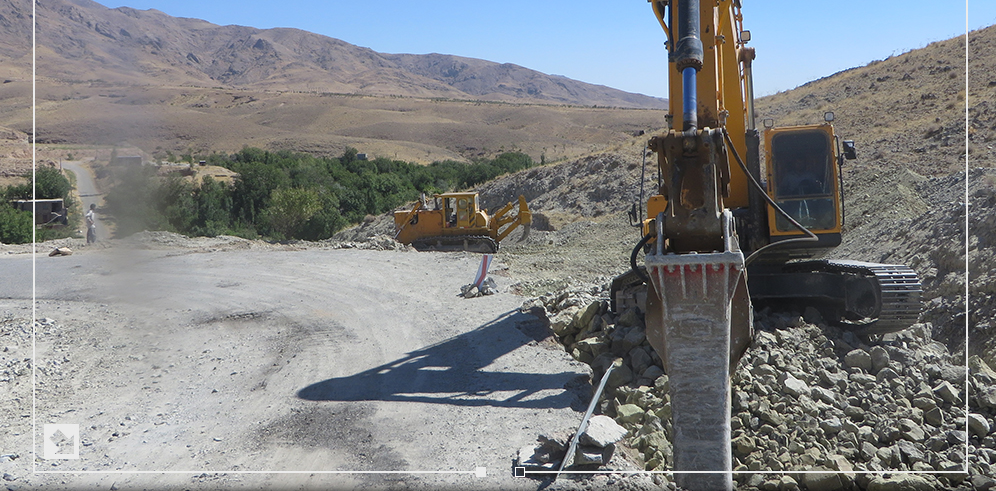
[[0, 241, 591, 490], [62, 161, 106, 242]]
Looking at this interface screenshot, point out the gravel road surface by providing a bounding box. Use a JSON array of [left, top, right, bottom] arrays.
[[0, 242, 591, 490]]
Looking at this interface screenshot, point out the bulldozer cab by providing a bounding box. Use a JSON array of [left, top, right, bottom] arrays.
[[435, 193, 479, 228], [765, 123, 844, 245]]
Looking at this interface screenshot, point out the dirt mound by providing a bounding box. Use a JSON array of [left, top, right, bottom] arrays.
[[476, 152, 651, 227]]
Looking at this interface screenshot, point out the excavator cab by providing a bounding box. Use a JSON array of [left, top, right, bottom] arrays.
[[764, 119, 851, 249]]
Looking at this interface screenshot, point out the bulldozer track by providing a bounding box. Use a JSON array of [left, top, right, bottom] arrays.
[[613, 259, 922, 336]]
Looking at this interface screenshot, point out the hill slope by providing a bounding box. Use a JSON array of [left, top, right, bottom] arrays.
[[342, 25, 994, 365], [755, 24, 996, 176], [0, 0, 670, 170], [2, 0, 664, 109]]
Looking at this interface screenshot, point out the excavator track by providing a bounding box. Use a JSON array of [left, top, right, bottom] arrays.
[[410, 235, 498, 253], [614, 259, 922, 336], [801, 259, 923, 335]]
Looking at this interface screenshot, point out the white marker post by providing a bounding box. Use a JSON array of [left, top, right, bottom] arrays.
[[473, 254, 493, 287]]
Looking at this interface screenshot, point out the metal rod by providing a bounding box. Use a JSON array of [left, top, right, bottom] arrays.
[[675, 0, 703, 131], [682, 67, 698, 131], [639, 144, 648, 224], [555, 362, 616, 480]]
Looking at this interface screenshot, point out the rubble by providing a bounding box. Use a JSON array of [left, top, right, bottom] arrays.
[[529, 291, 993, 490], [580, 415, 627, 448], [460, 277, 498, 298], [517, 416, 626, 472]]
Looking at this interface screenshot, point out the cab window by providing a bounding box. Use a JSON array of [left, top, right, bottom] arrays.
[[770, 130, 837, 231]]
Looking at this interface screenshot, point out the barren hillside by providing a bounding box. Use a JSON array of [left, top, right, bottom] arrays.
[[1, 0, 665, 109], [0, 0, 672, 174], [755, 24, 996, 176]]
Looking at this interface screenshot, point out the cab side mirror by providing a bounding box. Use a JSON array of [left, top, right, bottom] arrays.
[[842, 140, 857, 160]]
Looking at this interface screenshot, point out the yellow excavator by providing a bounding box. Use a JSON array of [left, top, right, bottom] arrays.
[[609, 1, 922, 489], [393, 192, 531, 253]]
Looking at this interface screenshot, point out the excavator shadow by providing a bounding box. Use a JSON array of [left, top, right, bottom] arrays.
[[297, 310, 590, 410]]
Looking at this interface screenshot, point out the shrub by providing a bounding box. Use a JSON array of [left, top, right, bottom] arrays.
[[34, 167, 72, 201], [0, 205, 33, 244]]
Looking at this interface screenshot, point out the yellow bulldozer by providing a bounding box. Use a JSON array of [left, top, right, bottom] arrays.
[[393, 192, 531, 253]]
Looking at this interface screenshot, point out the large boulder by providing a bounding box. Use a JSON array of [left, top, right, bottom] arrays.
[[615, 404, 644, 425], [580, 415, 627, 448], [800, 472, 846, 491], [866, 475, 934, 491], [844, 349, 873, 372]]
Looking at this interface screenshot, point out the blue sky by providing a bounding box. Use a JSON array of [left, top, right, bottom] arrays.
[[97, 1, 995, 99]]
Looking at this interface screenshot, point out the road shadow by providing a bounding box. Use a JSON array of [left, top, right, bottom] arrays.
[[297, 309, 590, 410]]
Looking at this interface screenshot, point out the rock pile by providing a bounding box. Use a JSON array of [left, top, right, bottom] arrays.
[[476, 154, 648, 222], [529, 289, 996, 490], [518, 415, 628, 471], [326, 234, 411, 251], [460, 277, 498, 298]]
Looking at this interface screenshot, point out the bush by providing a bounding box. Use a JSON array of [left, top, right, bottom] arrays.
[[263, 187, 321, 239], [0, 206, 33, 244], [34, 167, 72, 201]]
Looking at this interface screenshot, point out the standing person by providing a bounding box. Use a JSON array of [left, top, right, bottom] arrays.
[[85, 203, 97, 244]]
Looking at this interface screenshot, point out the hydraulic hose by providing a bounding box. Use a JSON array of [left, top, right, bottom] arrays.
[[630, 231, 655, 283]]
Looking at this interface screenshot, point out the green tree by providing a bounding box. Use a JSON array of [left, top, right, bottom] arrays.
[[154, 175, 196, 233], [0, 206, 33, 244], [298, 191, 348, 240], [231, 163, 290, 225], [192, 176, 232, 236], [34, 167, 72, 201], [263, 187, 321, 239], [2, 182, 31, 201], [340, 147, 359, 166]]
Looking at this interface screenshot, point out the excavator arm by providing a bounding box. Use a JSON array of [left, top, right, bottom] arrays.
[[636, 1, 754, 489], [625, 2, 920, 490]]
